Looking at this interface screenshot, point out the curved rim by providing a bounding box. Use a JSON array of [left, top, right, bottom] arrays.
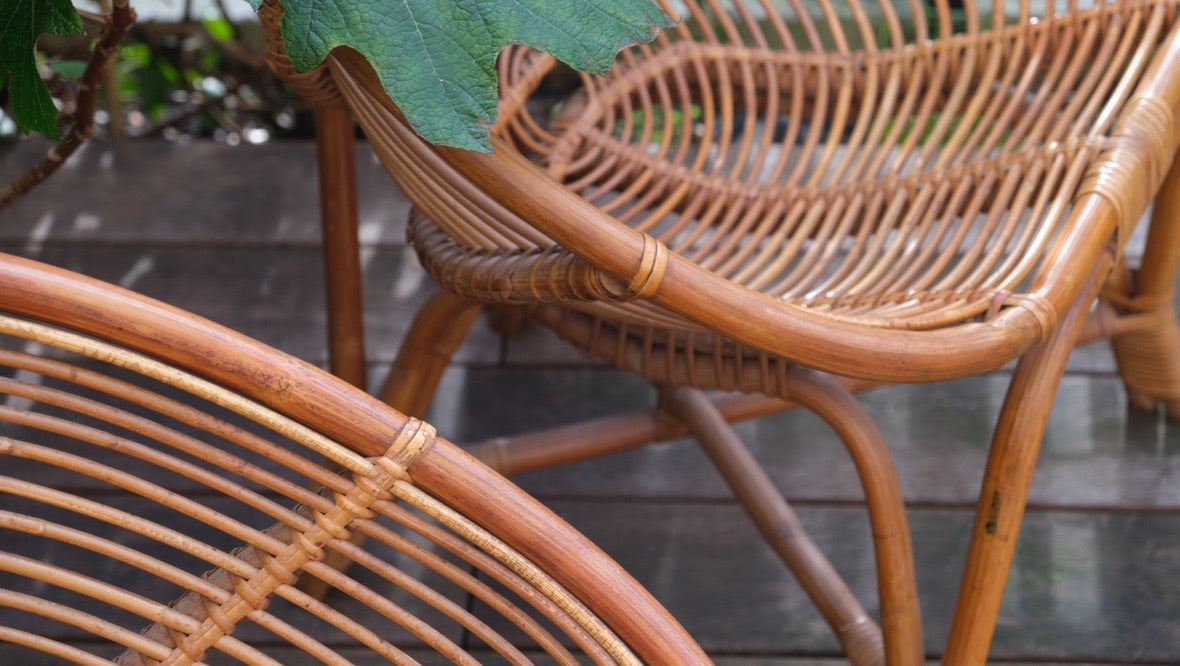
[[0, 252, 709, 663], [330, 26, 1180, 382]]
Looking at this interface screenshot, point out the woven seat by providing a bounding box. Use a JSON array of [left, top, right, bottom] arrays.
[[0, 254, 708, 664], [268, 0, 1180, 663]]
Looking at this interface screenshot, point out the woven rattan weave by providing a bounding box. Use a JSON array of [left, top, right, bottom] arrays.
[[265, 0, 1180, 664], [0, 255, 708, 664]]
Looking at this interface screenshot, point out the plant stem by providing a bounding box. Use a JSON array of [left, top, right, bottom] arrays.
[[0, 1, 137, 212]]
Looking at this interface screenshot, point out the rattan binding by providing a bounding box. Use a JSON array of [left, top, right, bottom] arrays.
[[0, 254, 708, 664]]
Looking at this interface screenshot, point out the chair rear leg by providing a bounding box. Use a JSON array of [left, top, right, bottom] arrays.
[[1110, 152, 1180, 419], [315, 104, 367, 390], [943, 265, 1109, 665], [663, 381, 923, 666]]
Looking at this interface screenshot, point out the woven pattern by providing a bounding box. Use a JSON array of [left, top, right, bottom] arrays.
[[257, 0, 343, 106], [0, 314, 640, 665], [446, 0, 1175, 331]]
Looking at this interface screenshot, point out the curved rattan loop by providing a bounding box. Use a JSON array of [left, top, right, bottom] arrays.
[[326, 0, 1180, 382], [0, 254, 710, 664], [0, 312, 374, 474], [408, 210, 666, 303], [258, 0, 344, 106], [391, 480, 641, 666]]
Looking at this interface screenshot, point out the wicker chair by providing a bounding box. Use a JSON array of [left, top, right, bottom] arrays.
[[0, 253, 710, 664], [271, 0, 1180, 663]]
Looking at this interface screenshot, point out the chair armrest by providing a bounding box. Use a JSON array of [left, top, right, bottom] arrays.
[[331, 15, 1180, 383]]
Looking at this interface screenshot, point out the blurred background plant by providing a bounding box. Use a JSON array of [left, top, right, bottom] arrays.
[[2, 0, 310, 145]]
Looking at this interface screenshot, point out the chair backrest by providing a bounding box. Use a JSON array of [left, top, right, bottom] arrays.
[[311, 0, 1180, 383], [0, 253, 709, 665]]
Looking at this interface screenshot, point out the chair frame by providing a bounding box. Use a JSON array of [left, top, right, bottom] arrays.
[[275, 0, 1180, 663], [0, 252, 711, 664]]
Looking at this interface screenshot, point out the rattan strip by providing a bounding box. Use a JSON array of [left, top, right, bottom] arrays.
[[330, 56, 553, 251], [535, 304, 1036, 396], [0, 347, 348, 491], [126, 425, 440, 666], [541, 2, 1162, 211], [0, 351, 590, 661], [0, 510, 348, 665], [331, 507, 592, 665], [1, 471, 454, 664], [297, 526, 540, 666], [531, 3, 1156, 318], [0, 624, 113, 666], [408, 213, 670, 304], [0, 447, 435, 663], [257, 0, 343, 106], [512, 0, 1165, 174], [0, 589, 167, 665], [364, 498, 616, 664], [391, 480, 640, 666], [0, 314, 373, 475], [494, 46, 559, 148], [0, 387, 323, 530], [0, 564, 274, 664], [1, 441, 294, 556]]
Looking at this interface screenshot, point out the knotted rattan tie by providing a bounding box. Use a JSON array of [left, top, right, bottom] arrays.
[[1080, 96, 1175, 246], [1003, 293, 1058, 343], [131, 420, 436, 666], [615, 233, 669, 300]]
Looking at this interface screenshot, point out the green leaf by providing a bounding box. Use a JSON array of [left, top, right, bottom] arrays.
[[0, 0, 84, 139], [272, 0, 672, 151]]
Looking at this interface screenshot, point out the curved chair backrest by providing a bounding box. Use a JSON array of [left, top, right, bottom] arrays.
[[0, 253, 709, 664], [316, 0, 1180, 383]]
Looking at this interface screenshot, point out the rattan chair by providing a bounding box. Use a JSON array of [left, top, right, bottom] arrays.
[[269, 0, 1180, 663], [0, 252, 710, 664]]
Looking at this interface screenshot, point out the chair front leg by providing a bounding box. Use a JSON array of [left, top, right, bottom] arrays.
[[379, 290, 483, 417], [943, 263, 1110, 665]]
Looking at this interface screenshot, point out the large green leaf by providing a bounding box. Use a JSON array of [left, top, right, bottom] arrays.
[[250, 0, 672, 151], [0, 0, 84, 140]]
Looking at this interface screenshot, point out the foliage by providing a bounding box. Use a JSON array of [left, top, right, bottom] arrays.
[[253, 0, 672, 151], [2, 0, 672, 151], [110, 20, 291, 143], [0, 0, 84, 140]]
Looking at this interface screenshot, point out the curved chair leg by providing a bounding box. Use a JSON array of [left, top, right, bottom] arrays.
[[1110, 151, 1180, 419], [315, 104, 366, 390], [783, 369, 924, 666], [378, 290, 483, 417], [943, 264, 1109, 665], [663, 380, 923, 666]]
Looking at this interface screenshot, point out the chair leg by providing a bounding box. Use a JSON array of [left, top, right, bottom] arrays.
[[663, 380, 923, 666], [315, 104, 366, 390], [942, 265, 1109, 665], [1110, 151, 1180, 419], [378, 290, 483, 417]]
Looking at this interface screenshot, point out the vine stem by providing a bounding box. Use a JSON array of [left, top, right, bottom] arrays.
[[0, 0, 137, 213]]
